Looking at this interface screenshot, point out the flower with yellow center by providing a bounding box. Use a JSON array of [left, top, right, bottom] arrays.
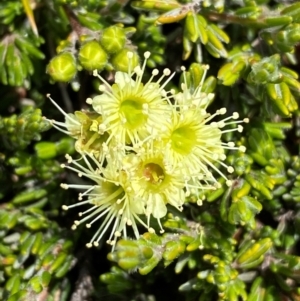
[[61, 154, 150, 248], [90, 51, 175, 148], [123, 142, 186, 233], [46, 95, 108, 159], [163, 107, 248, 187], [161, 67, 249, 187], [48, 58, 250, 247]]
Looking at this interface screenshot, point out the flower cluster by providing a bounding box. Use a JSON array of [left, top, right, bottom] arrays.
[[47, 51, 248, 248]]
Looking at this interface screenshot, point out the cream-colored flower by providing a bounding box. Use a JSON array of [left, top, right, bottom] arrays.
[[161, 67, 248, 187], [123, 142, 186, 232], [61, 154, 150, 248], [46, 95, 108, 159], [48, 59, 250, 247], [163, 106, 248, 186], [90, 52, 174, 148]]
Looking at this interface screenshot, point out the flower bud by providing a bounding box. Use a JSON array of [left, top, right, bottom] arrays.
[[110, 49, 139, 72], [78, 41, 108, 71], [100, 26, 126, 54], [47, 52, 77, 82]]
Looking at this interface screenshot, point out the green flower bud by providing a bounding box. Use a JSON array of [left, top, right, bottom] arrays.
[[47, 52, 77, 82], [110, 49, 139, 72], [100, 26, 126, 54], [78, 41, 108, 71]]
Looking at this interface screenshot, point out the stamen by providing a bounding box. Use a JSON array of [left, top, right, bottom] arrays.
[[47, 94, 81, 125]]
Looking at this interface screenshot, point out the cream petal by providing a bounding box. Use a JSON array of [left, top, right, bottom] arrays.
[[151, 194, 167, 219], [167, 188, 185, 208], [115, 71, 134, 89], [130, 197, 145, 214], [92, 94, 109, 114]]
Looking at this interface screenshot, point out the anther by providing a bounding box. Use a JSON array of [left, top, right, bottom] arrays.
[[220, 154, 227, 160], [152, 69, 159, 76], [163, 68, 171, 76], [227, 166, 234, 173], [239, 146, 246, 152], [114, 231, 121, 237], [144, 51, 151, 59], [98, 123, 106, 134], [99, 85, 106, 92], [148, 227, 155, 233], [219, 108, 227, 115], [232, 112, 239, 119], [226, 180, 233, 186]]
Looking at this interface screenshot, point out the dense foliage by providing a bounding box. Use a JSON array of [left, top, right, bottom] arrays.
[[1, 1, 300, 300]]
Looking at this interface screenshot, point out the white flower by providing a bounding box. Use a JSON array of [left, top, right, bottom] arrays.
[[90, 52, 174, 148]]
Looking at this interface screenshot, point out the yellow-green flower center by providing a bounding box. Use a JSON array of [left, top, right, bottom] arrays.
[[171, 126, 196, 155], [75, 112, 109, 152], [143, 163, 165, 185], [120, 98, 146, 129], [92, 182, 125, 208]]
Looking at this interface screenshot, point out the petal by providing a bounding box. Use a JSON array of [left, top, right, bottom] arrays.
[[152, 194, 167, 219], [92, 94, 108, 113], [130, 197, 145, 214], [115, 71, 134, 89], [167, 189, 185, 208]]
